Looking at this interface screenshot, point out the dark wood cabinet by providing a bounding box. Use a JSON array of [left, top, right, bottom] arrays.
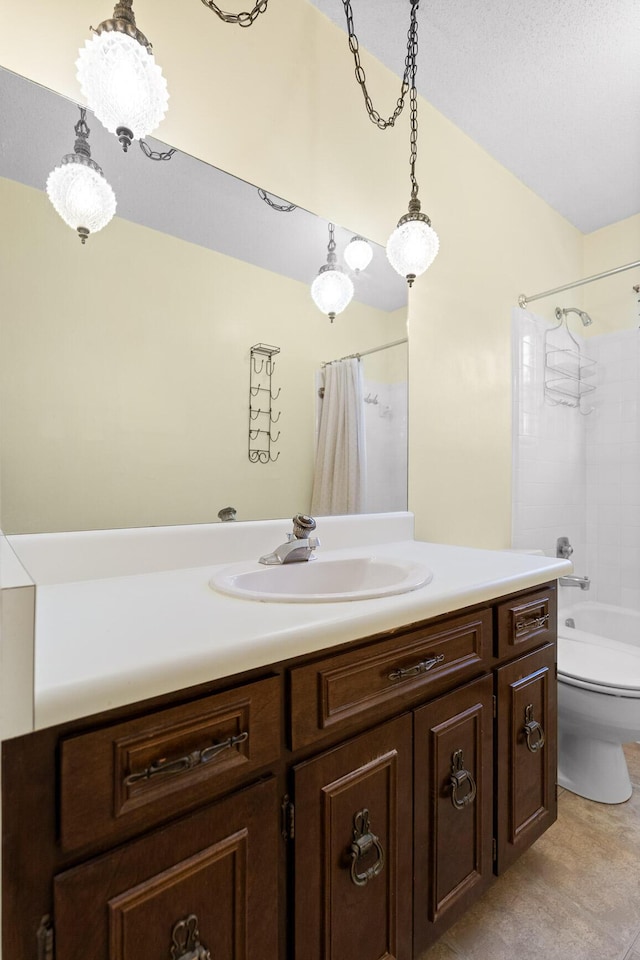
[[495, 642, 557, 874], [53, 778, 279, 960], [2, 581, 558, 960], [293, 714, 413, 960], [413, 674, 494, 954]]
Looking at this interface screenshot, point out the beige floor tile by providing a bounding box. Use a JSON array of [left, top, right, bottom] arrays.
[[517, 792, 640, 946], [442, 869, 625, 960], [624, 743, 640, 785], [420, 766, 640, 960], [415, 938, 463, 960]]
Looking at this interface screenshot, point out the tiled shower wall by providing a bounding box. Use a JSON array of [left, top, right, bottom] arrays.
[[512, 308, 640, 610], [585, 330, 640, 609]]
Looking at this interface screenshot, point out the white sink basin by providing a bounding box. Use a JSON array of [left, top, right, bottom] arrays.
[[210, 555, 433, 603]]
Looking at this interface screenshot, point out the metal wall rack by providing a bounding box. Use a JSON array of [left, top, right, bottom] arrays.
[[248, 343, 281, 462], [543, 311, 596, 413]]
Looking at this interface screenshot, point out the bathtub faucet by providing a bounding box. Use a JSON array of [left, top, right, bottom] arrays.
[[259, 514, 320, 565], [559, 575, 590, 591]]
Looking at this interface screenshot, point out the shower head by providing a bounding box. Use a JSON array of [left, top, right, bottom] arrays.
[[555, 306, 594, 327]]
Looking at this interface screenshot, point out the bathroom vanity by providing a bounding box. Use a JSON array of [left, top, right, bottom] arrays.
[[1, 519, 568, 960]]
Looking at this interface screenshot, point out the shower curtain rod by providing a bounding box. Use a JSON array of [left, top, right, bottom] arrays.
[[322, 337, 408, 367], [518, 259, 640, 308]]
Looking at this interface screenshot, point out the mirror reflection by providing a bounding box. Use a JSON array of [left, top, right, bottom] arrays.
[[0, 67, 408, 534]]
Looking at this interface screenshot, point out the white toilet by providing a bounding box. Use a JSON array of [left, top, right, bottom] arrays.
[[557, 628, 640, 803]]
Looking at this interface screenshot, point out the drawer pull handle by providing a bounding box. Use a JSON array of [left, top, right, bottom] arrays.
[[171, 913, 211, 960], [515, 613, 549, 634], [349, 808, 385, 887], [388, 653, 445, 682], [450, 749, 477, 810], [124, 731, 249, 786], [523, 704, 545, 753]]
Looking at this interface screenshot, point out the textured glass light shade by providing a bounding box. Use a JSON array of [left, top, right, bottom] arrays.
[[46, 157, 117, 243], [344, 235, 373, 273], [311, 267, 354, 322], [77, 31, 168, 149], [387, 216, 439, 286]]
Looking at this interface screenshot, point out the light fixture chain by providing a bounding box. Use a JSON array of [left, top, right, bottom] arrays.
[[407, 2, 420, 201], [328, 222, 336, 254], [341, 0, 418, 130], [139, 140, 177, 161], [199, 0, 269, 26], [258, 188, 297, 212]]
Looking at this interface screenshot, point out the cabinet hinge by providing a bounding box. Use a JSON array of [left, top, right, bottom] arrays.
[[492, 838, 497, 862], [281, 794, 295, 841], [492, 695, 497, 719], [37, 914, 54, 960]]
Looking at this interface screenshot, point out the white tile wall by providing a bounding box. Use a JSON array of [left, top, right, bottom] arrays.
[[512, 310, 640, 611], [585, 329, 640, 608]]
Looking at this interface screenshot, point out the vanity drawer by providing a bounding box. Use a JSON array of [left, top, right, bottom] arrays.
[[496, 584, 557, 661], [59, 674, 281, 854], [289, 610, 492, 750]]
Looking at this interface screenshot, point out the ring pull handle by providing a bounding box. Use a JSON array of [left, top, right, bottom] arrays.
[[450, 749, 477, 810], [388, 653, 445, 682], [523, 704, 545, 753], [349, 808, 385, 887], [170, 913, 211, 960]]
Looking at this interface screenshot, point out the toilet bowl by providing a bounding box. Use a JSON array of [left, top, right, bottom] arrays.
[[557, 628, 640, 803]]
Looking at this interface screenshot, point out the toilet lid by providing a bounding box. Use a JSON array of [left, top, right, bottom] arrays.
[[558, 631, 640, 697]]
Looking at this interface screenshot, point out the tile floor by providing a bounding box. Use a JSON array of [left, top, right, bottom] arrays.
[[420, 743, 640, 960]]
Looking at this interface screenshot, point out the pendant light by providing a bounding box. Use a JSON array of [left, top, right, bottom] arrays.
[[76, 0, 169, 152], [344, 235, 373, 274], [386, 1, 439, 286], [311, 223, 354, 323], [46, 107, 116, 244]]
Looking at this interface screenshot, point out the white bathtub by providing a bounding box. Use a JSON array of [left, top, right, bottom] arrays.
[[559, 600, 640, 650]]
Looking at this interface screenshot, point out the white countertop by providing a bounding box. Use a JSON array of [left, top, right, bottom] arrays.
[[31, 538, 571, 730]]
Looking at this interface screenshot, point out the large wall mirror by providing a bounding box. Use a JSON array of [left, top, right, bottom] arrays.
[[0, 67, 408, 534]]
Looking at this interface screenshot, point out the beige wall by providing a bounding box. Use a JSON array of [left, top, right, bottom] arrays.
[[0, 178, 403, 533], [0, 0, 588, 547], [583, 214, 640, 334]]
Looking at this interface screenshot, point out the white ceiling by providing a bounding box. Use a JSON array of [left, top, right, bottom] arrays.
[[309, 0, 640, 234]]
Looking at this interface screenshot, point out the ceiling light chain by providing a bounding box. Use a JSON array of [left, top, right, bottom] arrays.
[[258, 188, 297, 212], [139, 140, 177, 161], [199, 0, 270, 26], [341, 0, 417, 130], [408, 20, 419, 201]]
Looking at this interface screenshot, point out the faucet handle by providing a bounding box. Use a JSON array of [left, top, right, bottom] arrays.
[[292, 514, 316, 539], [556, 536, 573, 559]]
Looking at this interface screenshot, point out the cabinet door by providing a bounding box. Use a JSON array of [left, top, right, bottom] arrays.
[[293, 714, 413, 960], [495, 642, 557, 874], [413, 674, 494, 954], [53, 778, 278, 960]]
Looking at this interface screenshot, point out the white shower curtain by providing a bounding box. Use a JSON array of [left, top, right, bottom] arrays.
[[311, 357, 366, 515]]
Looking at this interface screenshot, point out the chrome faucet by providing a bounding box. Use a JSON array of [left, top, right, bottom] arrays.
[[559, 575, 590, 591], [259, 514, 320, 565]]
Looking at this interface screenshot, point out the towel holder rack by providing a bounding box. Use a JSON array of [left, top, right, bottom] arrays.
[[248, 343, 281, 462]]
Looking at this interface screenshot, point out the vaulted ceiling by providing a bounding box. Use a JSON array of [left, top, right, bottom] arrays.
[[309, 0, 640, 234]]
